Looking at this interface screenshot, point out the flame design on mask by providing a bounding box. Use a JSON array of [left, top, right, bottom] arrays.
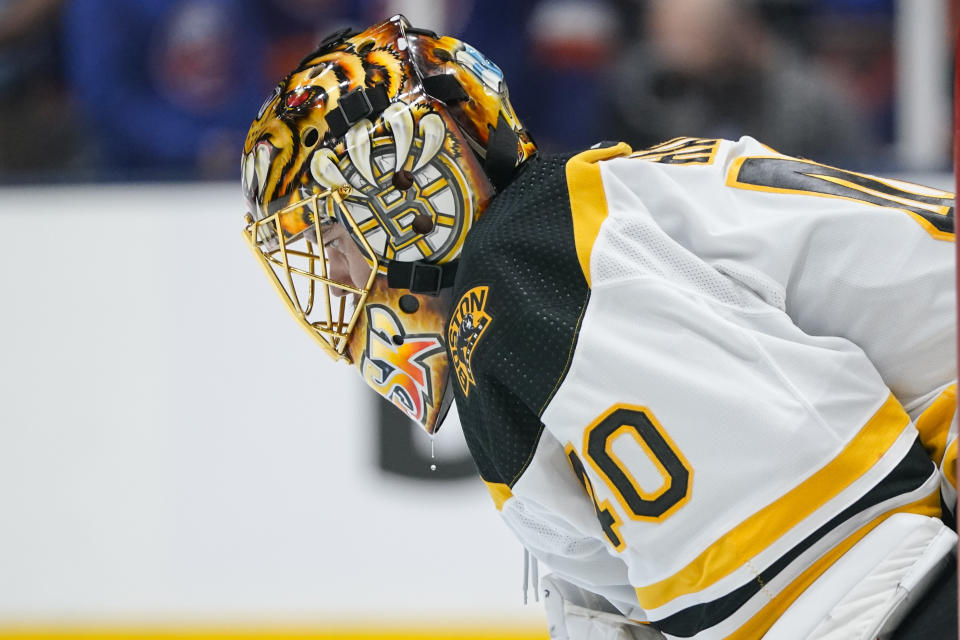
[[361, 304, 444, 425]]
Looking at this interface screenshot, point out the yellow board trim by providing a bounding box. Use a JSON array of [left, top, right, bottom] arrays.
[[483, 480, 514, 511], [0, 628, 547, 640], [915, 384, 956, 465], [634, 394, 911, 610], [726, 488, 941, 640], [565, 143, 633, 287]]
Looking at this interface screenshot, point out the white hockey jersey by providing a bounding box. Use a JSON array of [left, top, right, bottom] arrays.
[[446, 137, 957, 639]]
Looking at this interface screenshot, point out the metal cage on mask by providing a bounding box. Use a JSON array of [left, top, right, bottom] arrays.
[[243, 186, 379, 364]]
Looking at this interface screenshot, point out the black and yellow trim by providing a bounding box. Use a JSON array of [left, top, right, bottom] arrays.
[[630, 137, 720, 166], [565, 443, 626, 552], [726, 155, 955, 241], [483, 480, 514, 511], [583, 405, 692, 523], [915, 384, 956, 465], [634, 394, 911, 610], [566, 143, 632, 287], [725, 486, 940, 640], [650, 436, 939, 637], [944, 437, 957, 488]]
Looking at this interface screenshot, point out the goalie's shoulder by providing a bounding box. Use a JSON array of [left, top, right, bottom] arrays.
[[447, 151, 591, 485]]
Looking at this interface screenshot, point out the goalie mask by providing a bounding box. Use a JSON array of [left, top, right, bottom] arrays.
[[241, 15, 536, 434]]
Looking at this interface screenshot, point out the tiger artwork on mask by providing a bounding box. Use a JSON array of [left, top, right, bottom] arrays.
[[241, 15, 536, 433]]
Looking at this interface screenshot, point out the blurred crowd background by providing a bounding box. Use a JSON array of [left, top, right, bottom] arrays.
[[0, 0, 953, 184]]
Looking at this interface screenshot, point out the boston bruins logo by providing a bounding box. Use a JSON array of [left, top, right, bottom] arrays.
[[448, 286, 492, 397], [333, 136, 472, 270]]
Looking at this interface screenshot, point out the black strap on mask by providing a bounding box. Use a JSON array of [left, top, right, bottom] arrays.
[[422, 74, 468, 105], [317, 27, 359, 53], [407, 26, 440, 39], [325, 85, 390, 138], [484, 112, 521, 192], [387, 260, 459, 296]]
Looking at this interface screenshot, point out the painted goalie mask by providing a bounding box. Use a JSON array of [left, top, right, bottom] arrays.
[[242, 15, 536, 434]]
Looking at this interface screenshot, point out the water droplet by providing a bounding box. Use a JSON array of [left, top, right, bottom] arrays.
[[429, 435, 437, 472]]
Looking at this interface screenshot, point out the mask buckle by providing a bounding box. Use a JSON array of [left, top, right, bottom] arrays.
[[387, 260, 459, 297], [324, 85, 390, 137]]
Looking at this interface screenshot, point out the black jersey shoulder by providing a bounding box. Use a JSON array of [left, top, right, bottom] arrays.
[[447, 152, 591, 487]]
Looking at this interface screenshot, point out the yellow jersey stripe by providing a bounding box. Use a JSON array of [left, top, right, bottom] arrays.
[[943, 437, 957, 487], [915, 384, 956, 464], [566, 143, 632, 287], [635, 394, 910, 610], [725, 487, 941, 640], [483, 480, 514, 511]]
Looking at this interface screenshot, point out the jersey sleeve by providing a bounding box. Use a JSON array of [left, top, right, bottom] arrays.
[[600, 136, 957, 490]]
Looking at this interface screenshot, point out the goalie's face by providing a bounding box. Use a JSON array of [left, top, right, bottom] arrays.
[[242, 188, 380, 363], [312, 218, 373, 299]]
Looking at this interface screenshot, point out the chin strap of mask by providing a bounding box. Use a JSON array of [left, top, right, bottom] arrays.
[[387, 260, 459, 296]]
